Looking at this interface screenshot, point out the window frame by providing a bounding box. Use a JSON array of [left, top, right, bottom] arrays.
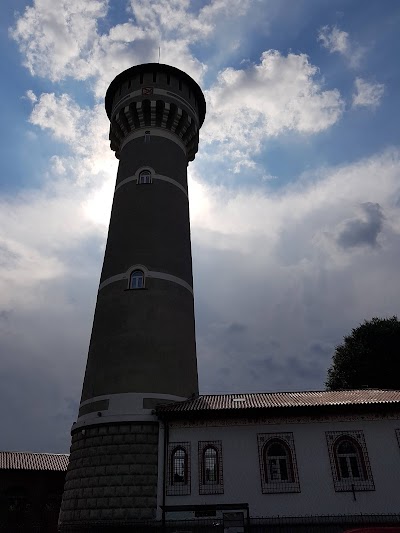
[[326, 431, 375, 492], [129, 269, 145, 290], [264, 439, 293, 483], [257, 433, 300, 494], [137, 169, 152, 184], [167, 442, 191, 496], [198, 441, 224, 495]]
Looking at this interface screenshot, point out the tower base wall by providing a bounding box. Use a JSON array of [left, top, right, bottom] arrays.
[[59, 422, 159, 531]]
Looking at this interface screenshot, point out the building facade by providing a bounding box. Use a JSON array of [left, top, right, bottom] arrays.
[[0, 451, 68, 533], [158, 390, 400, 523]]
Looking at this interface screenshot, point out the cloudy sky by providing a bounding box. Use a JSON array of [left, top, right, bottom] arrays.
[[1, 0, 400, 452]]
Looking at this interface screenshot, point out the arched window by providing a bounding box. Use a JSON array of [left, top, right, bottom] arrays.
[[264, 439, 293, 483], [198, 441, 223, 495], [129, 269, 144, 289], [258, 433, 300, 493], [326, 431, 374, 492], [138, 169, 152, 184], [167, 442, 191, 495], [171, 447, 187, 485], [334, 437, 366, 481], [203, 446, 219, 485]]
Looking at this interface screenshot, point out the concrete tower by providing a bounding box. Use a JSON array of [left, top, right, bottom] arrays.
[[59, 63, 206, 531]]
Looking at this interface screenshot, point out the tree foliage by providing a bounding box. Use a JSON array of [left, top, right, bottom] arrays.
[[326, 316, 400, 390]]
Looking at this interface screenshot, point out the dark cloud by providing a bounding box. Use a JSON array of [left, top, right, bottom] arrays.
[[227, 322, 247, 334], [0, 243, 20, 267], [337, 202, 384, 249], [0, 270, 96, 452], [309, 340, 334, 356]]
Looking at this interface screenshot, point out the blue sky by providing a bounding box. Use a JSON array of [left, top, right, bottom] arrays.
[[1, 0, 400, 452]]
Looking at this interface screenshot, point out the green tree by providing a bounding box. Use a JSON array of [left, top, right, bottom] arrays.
[[326, 316, 400, 390]]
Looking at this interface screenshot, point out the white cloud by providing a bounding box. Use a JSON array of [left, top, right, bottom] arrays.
[[128, 0, 251, 41], [28, 92, 116, 182], [202, 50, 344, 167], [318, 25, 349, 55], [190, 148, 400, 392], [10, 0, 255, 101], [1, 81, 400, 446], [6, 0, 397, 450], [25, 89, 37, 103], [10, 0, 108, 81], [352, 77, 385, 108], [318, 25, 365, 67]]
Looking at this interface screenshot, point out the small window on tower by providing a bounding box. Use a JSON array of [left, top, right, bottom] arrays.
[[144, 130, 151, 142], [138, 170, 152, 185], [129, 270, 145, 289]]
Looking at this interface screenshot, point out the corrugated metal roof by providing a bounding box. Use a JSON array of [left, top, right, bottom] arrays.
[[157, 389, 400, 414], [0, 451, 69, 472]]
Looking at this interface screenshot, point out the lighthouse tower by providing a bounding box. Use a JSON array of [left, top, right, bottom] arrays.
[[59, 63, 206, 530]]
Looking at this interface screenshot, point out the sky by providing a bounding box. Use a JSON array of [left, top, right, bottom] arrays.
[[1, 0, 400, 453]]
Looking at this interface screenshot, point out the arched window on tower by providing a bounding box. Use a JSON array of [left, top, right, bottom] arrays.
[[129, 269, 144, 289], [138, 169, 152, 184]]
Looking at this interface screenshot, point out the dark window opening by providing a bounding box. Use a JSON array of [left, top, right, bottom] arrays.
[[129, 270, 144, 289], [203, 446, 219, 485], [138, 169, 152, 183], [264, 439, 293, 483], [156, 100, 164, 127], [142, 99, 151, 126], [166, 103, 177, 130], [172, 447, 188, 485], [335, 438, 365, 481]]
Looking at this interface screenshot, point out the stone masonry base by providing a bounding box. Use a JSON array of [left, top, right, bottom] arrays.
[[59, 421, 159, 531]]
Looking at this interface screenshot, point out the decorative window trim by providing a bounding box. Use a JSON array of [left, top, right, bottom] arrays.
[[198, 441, 224, 495], [257, 433, 300, 494], [167, 442, 191, 496], [325, 431, 375, 492]]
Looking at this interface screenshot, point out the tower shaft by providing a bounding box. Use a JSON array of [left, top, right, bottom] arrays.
[[59, 64, 205, 531]]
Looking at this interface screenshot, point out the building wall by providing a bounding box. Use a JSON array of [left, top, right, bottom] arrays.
[[81, 135, 198, 402], [0, 469, 65, 532], [165, 414, 400, 517]]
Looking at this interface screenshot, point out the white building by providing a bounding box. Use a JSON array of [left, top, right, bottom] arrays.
[[156, 389, 400, 528]]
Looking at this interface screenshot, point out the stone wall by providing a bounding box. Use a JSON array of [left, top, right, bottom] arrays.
[[60, 422, 159, 529]]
